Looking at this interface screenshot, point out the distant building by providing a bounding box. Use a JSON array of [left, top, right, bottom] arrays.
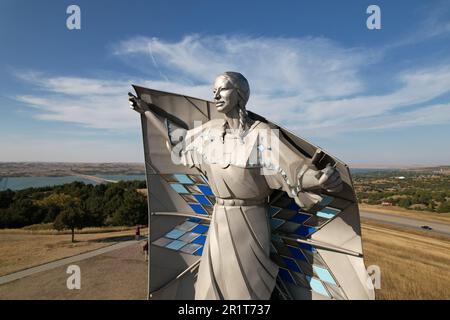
[[396, 176, 406, 180]]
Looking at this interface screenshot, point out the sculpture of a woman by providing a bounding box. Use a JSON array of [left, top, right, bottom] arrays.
[[129, 72, 343, 299]]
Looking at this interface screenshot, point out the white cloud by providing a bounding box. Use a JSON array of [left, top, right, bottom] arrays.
[[115, 35, 374, 101], [290, 65, 450, 135], [14, 73, 210, 130], [0, 134, 143, 162], [302, 102, 450, 137], [14, 34, 450, 138]]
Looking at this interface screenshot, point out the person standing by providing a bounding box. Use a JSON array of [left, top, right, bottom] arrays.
[[135, 225, 141, 241], [143, 240, 149, 261]]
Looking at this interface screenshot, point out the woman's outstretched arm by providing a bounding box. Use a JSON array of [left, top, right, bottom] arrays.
[[128, 92, 187, 151]]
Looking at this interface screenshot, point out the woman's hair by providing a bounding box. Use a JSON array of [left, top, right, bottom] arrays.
[[220, 71, 250, 107], [218, 71, 251, 137]]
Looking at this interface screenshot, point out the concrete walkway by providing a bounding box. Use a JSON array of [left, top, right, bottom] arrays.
[[0, 239, 139, 285]]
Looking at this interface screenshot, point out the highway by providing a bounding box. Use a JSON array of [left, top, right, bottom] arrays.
[[360, 210, 450, 237], [70, 173, 118, 184]]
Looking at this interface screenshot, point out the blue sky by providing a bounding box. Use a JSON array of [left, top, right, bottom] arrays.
[[1, 0, 449, 166]]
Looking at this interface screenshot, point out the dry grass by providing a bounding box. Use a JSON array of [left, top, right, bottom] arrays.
[[0, 228, 148, 276], [1, 216, 449, 299], [361, 220, 450, 299], [0, 242, 148, 300], [0, 225, 138, 235], [360, 204, 450, 224]]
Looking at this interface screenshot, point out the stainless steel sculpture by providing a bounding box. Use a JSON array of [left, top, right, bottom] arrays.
[[129, 72, 375, 300]]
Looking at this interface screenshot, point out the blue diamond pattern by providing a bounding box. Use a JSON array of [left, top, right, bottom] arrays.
[[153, 217, 209, 257], [163, 174, 214, 216]]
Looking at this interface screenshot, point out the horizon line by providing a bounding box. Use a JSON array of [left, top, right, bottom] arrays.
[[0, 161, 449, 170]]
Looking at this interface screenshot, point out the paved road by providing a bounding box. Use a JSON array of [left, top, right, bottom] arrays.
[[70, 172, 118, 184], [360, 210, 450, 236], [0, 240, 140, 285]]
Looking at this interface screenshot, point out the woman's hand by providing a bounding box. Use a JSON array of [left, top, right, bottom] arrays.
[[128, 92, 149, 114], [128, 92, 174, 150], [300, 164, 343, 193]]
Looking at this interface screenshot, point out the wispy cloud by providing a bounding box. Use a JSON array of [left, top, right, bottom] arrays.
[[114, 35, 376, 100], [382, 1, 450, 49], [0, 133, 143, 162], [294, 65, 450, 134], [15, 73, 135, 130], [14, 34, 450, 138], [14, 71, 210, 130], [416, 1, 450, 39]]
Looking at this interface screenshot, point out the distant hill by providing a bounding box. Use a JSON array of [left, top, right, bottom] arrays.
[[0, 162, 146, 177], [351, 166, 450, 175]]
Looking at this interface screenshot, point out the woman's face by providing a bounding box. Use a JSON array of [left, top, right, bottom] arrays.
[[213, 76, 239, 114]]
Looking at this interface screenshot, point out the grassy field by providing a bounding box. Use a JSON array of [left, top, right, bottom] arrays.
[[1, 219, 449, 299], [0, 227, 148, 276], [0, 241, 148, 300], [0, 225, 139, 235], [361, 220, 450, 299]]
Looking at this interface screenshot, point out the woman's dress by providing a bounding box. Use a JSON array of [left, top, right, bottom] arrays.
[[176, 118, 321, 299]]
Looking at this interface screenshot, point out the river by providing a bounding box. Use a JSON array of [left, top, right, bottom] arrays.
[[0, 175, 146, 191]]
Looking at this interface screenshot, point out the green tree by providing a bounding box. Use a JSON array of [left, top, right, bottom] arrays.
[[398, 198, 412, 209], [84, 194, 106, 226], [437, 200, 450, 214], [35, 193, 75, 223], [53, 199, 85, 242], [0, 180, 149, 230], [109, 190, 147, 226], [6, 198, 38, 228], [0, 189, 14, 208]]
